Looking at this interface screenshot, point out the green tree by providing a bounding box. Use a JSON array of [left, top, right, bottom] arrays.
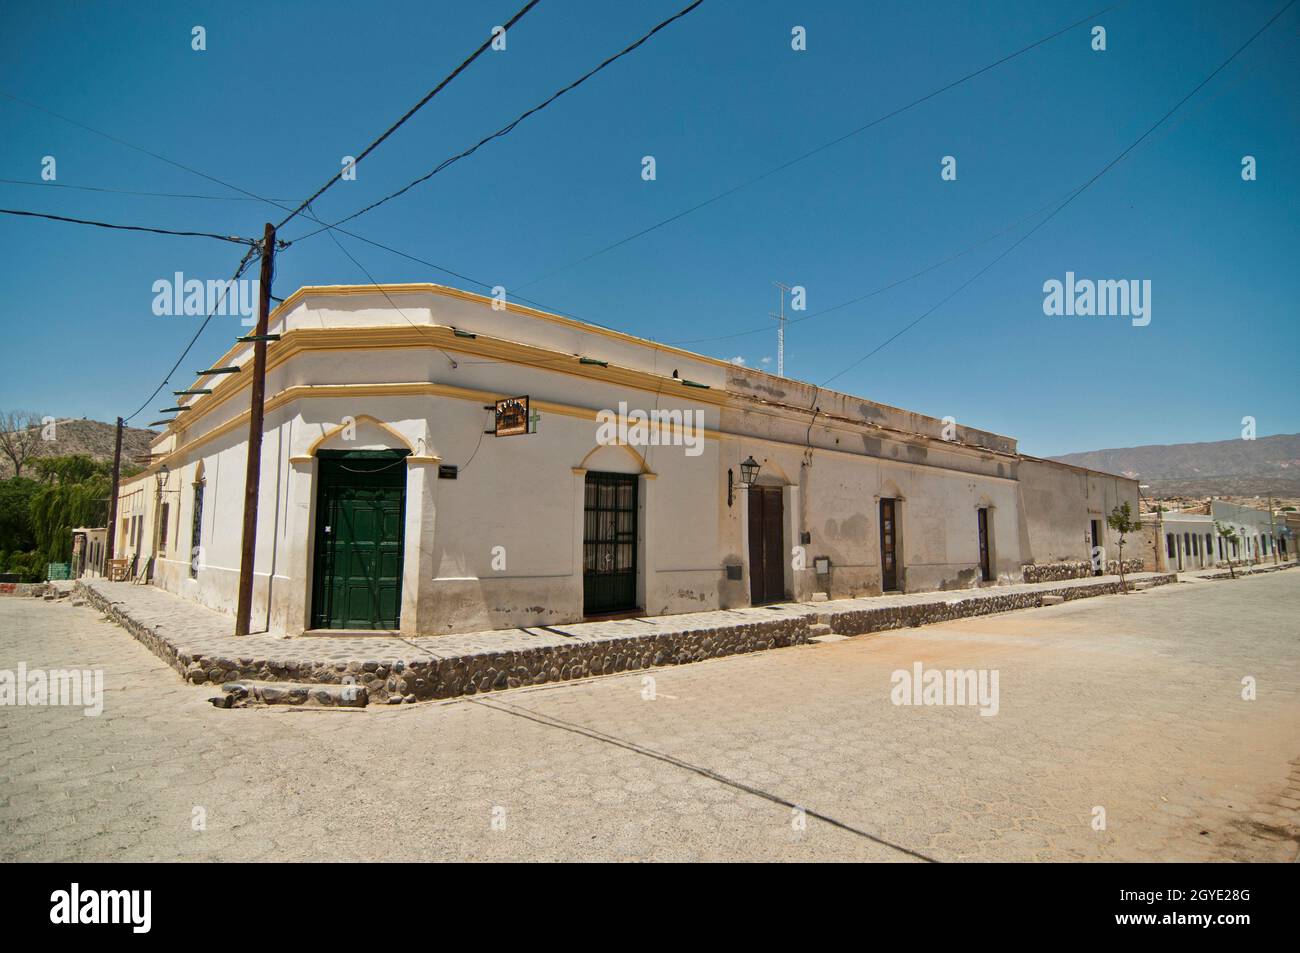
[[2, 453, 120, 580], [1214, 521, 1239, 579], [29, 476, 110, 569], [32, 454, 108, 485], [1107, 501, 1142, 592], [0, 476, 38, 556]]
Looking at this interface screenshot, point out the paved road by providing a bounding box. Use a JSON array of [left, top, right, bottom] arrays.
[[2, 573, 1298, 861]]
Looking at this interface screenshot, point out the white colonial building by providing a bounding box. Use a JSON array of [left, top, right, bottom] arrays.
[[1142, 499, 1287, 572], [113, 283, 1140, 636]]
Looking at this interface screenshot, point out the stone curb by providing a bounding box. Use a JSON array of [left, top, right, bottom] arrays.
[[212, 681, 370, 709], [77, 581, 193, 682], [817, 574, 1178, 637], [76, 573, 1178, 705], [0, 582, 51, 598], [1193, 563, 1296, 581], [74, 580, 810, 703]]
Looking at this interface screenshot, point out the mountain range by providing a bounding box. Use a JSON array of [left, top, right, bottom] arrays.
[[1050, 433, 1300, 498], [0, 418, 158, 479]]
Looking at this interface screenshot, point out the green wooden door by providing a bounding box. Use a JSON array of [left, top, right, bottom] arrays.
[[311, 450, 408, 630]]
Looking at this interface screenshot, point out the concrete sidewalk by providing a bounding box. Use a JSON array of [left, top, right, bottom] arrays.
[[75, 570, 1177, 704], [1178, 561, 1296, 581]]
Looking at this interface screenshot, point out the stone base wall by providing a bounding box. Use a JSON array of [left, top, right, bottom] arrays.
[[825, 575, 1176, 637], [0, 582, 50, 597], [76, 580, 808, 703], [1021, 560, 1144, 584], [79, 573, 1178, 704]]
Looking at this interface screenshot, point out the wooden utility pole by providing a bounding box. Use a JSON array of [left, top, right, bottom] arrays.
[[234, 223, 276, 636], [103, 416, 124, 575]]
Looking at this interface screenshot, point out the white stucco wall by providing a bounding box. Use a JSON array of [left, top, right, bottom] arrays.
[[1016, 458, 1141, 568], [115, 284, 1136, 636]]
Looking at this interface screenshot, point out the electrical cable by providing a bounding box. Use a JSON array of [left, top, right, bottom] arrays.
[[819, 0, 1298, 389], [0, 207, 258, 244], [272, 0, 543, 232], [122, 245, 261, 424], [288, 0, 705, 242], [510, 1, 1126, 292]]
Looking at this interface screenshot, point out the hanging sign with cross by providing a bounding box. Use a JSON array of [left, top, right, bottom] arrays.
[[492, 396, 530, 437]]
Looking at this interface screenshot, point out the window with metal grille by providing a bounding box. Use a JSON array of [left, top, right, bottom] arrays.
[[190, 480, 204, 578]]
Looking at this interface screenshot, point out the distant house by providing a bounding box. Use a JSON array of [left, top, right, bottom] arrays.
[[1142, 499, 1288, 571], [1210, 500, 1283, 564]]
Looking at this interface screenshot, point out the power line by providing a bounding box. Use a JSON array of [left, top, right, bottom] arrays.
[[0, 207, 259, 244], [319, 225, 646, 377], [818, 0, 1298, 389], [122, 246, 262, 424], [319, 217, 461, 372], [279, 4, 1279, 363], [663, 18, 1298, 352], [2, 90, 499, 299], [288, 0, 706, 242], [0, 89, 304, 214], [1, 69, 630, 387], [272, 0, 542, 232], [306, 221, 627, 333], [510, 1, 1125, 292], [665, 187, 1073, 347], [0, 178, 297, 202]]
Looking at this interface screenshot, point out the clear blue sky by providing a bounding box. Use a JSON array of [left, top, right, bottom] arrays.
[[1, 0, 1296, 457]]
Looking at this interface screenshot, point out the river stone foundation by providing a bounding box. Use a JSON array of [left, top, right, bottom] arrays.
[[1021, 560, 1145, 584]]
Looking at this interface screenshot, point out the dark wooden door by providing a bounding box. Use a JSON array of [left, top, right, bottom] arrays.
[[1090, 519, 1103, 575], [748, 486, 785, 604], [583, 472, 638, 615], [880, 498, 899, 591], [311, 451, 407, 630], [977, 507, 991, 581]]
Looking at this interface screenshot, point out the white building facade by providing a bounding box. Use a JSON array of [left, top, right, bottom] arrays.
[[1143, 501, 1288, 572], [115, 284, 1140, 636]]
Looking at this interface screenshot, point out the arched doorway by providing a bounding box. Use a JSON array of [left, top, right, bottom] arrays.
[[309, 449, 409, 630]]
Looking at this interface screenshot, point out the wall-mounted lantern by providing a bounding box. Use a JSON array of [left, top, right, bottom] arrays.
[[739, 456, 761, 487]]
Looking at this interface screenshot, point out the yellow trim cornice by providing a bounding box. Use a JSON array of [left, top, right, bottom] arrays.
[[162, 322, 1021, 476], [161, 323, 731, 446], [270, 282, 734, 370]]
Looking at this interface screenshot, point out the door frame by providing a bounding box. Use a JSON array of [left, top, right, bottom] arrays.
[[746, 483, 787, 605], [582, 470, 641, 616], [879, 496, 903, 593], [1089, 518, 1104, 575], [977, 506, 992, 582], [309, 448, 409, 631]]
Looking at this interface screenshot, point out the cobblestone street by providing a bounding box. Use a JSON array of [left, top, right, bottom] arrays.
[[2, 572, 1298, 862]]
